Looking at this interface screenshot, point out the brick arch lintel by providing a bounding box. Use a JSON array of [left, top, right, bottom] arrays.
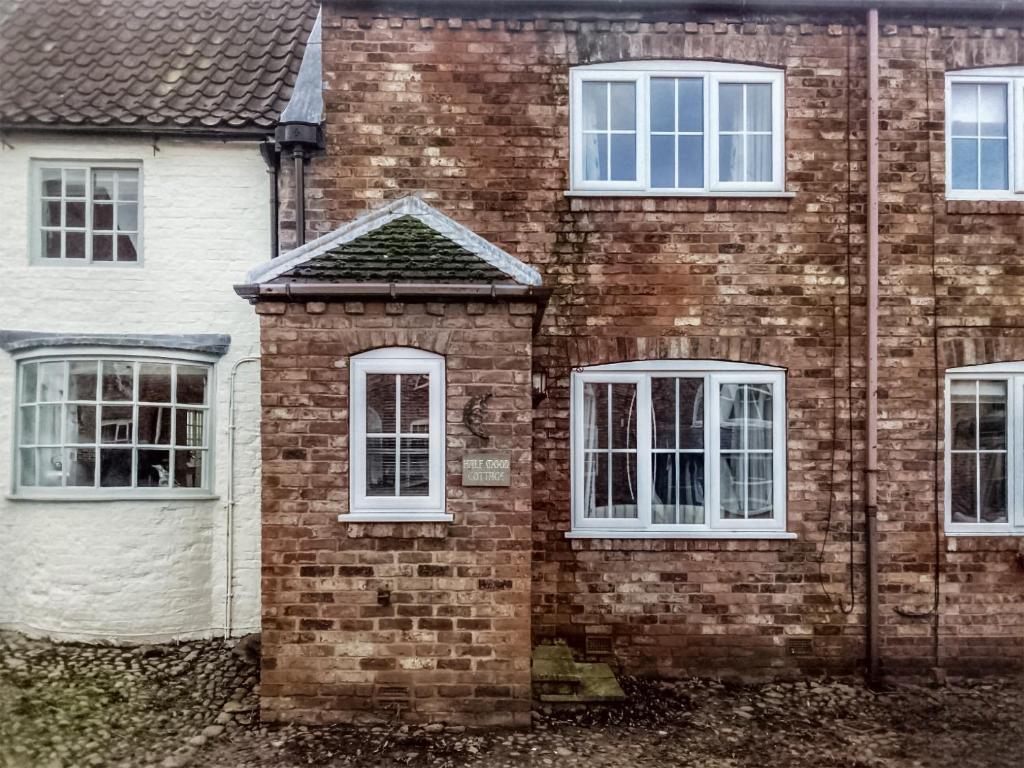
[[562, 335, 791, 370]]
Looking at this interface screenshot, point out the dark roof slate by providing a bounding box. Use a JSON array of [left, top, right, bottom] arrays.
[[276, 216, 513, 284], [0, 0, 318, 133]]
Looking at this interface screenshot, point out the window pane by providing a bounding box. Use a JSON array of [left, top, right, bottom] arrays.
[[41, 168, 62, 197], [20, 363, 38, 404], [174, 449, 204, 488], [719, 384, 744, 450], [583, 452, 609, 518], [980, 139, 1008, 190], [950, 452, 977, 523], [19, 448, 37, 486], [175, 409, 205, 447], [949, 380, 976, 449], [66, 200, 85, 228], [64, 170, 85, 198], [746, 384, 773, 450], [366, 437, 396, 496], [650, 134, 675, 188], [100, 448, 132, 487], [66, 404, 97, 444], [679, 379, 704, 449], [719, 134, 743, 182], [117, 234, 139, 262], [748, 454, 774, 519], [977, 381, 1006, 449], [399, 437, 430, 496], [93, 203, 113, 230], [139, 363, 172, 403], [610, 452, 638, 518], [609, 82, 635, 131], [720, 453, 745, 518], [43, 230, 61, 258], [19, 406, 36, 445], [176, 366, 207, 405], [746, 83, 772, 131], [678, 135, 703, 188], [950, 83, 977, 136], [610, 383, 637, 449], [652, 452, 676, 521], [679, 454, 705, 524], [582, 133, 607, 181], [609, 133, 637, 181], [38, 361, 65, 402], [747, 134, 773, 182], [366, 373, 396, 433], [951, 138, 979, 190], [979, 452, 1007, 523], [138, 406, 172, 445], [652, 453, 704, 525], [583, 382, 608, 450], [650, 78, 675, 132], [66, 448, 96, 487], [100, 405, 134, 444], [37, 447, 63, 487], [65, 232, 86, 259], [42, 200, 61, 227], [118, 173, 139, 202], [678, 79, 703, 133], [719, 83, 743, 132], [94, 171, 115, 201], [93, 234, 114, 261], [38, 405, 61, 444], [581, 81, 607, 131], [400, 373, 430, 433], [102, 361, 134, 400], [651, 378, 676, 449], [117, 203, 138, 232], [137, 449, 171, 487], [68, 361, 98, 401], [978, 83, 1007, 137]]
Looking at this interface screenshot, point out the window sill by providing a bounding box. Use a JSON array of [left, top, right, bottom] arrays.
[[566, 530, 797, 540], [338, 513, 453, 523], [7, 492, 220, 503], [945, 528, 1024, 538], [564, 190, 796, 198]]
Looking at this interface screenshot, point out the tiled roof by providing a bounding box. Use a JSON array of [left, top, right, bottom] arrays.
[[0, 0, 319, 134], [277, 216, 514, 284]]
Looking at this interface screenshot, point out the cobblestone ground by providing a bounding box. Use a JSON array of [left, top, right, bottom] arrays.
[[1, 631, 1021, 768]]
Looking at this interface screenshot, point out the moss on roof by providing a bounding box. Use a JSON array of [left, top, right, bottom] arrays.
[[277, 216, 513, 283]]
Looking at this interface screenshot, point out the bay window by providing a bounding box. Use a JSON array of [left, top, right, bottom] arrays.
[[570, 62, 786, 194], [570, 361, 788, 537]]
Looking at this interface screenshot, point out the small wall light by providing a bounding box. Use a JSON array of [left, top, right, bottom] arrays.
[[532, 369, 548, 407]]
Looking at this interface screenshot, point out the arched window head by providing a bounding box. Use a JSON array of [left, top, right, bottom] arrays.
[[569, 61, 786, 196], [345, 348, 448, 522], [569, 360, 790, 539]]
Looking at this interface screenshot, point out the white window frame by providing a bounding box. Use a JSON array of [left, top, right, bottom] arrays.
[[569, 61, 786, 196], [10, 347, 215, 501], [569, 360, 790, 539], [29, 160, 143, 265], [945, 68, 1024, 201], [945, 363, 1024, 536], [346, 348, 448, 522]]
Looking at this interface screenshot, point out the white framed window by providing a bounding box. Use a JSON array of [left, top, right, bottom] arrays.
[[945, 363, 1024, 535], [569, 61, 786, 195], [13, 352, 213, 498], [944, 68, 1024, 200], [570, 360, 789, 538], [347, 348, 447, 521], [31, 162, 142, 263]]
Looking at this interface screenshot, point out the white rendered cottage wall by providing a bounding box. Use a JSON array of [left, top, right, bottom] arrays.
[[0, 134, 266, 642]]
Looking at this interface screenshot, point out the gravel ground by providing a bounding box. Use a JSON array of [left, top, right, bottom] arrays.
[[1, 631, 1021, 768]]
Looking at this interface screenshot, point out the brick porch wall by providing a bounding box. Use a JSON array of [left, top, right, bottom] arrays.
[[257, 299, 535, 725]]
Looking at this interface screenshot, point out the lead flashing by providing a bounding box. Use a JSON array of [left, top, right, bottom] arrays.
[[0, 331, 232, 356]]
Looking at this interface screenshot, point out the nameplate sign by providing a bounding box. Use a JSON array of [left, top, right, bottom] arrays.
[[463, 451, 512, 487]]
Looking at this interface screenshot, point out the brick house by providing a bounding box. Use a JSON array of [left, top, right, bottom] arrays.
[[239, 0, 1024, 726]]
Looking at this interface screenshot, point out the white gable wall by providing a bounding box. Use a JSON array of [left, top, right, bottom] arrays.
[[0, 133, 266, 642]]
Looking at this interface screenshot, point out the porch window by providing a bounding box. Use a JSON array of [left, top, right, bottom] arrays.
[[945, 364, 1024, 535], [570, 361, 788, 537], [14, 356, 211, 496], [347, 348, 447, 521], [32, 163, 141, 263], [570, 62, 786, 194]]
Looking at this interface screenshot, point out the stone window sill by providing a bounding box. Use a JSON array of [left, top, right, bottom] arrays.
[[7, 492, 220, 503], [564, 190, 796, 198], [337, 513, 453, 523], [565, 530, 797, 540]]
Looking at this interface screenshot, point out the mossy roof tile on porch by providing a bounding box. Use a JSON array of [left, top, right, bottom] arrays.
[[275, 216, 511, 284]]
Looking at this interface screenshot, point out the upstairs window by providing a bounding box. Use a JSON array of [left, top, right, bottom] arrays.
[[945, 364, 1024, 535], [945, 69, 1024, 200], [570, 62, 785, 195], [570, 361, 788, 537], [32, 163, 141, 263], [347, 348, 447, 521]]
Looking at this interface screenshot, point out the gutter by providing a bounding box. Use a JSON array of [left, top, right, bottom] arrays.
[[0, 122, 273, 142], [235, 281, 552, 302]]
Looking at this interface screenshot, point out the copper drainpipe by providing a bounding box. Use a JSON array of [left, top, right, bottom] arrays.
[[866, 6, 881, 685]]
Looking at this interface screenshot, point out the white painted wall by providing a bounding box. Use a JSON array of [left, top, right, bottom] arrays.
[[0, 133, 266, 642]]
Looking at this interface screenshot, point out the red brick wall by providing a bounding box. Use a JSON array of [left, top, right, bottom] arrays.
[[269, 3, 1024, 684], [257, 300, 535, 725]]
